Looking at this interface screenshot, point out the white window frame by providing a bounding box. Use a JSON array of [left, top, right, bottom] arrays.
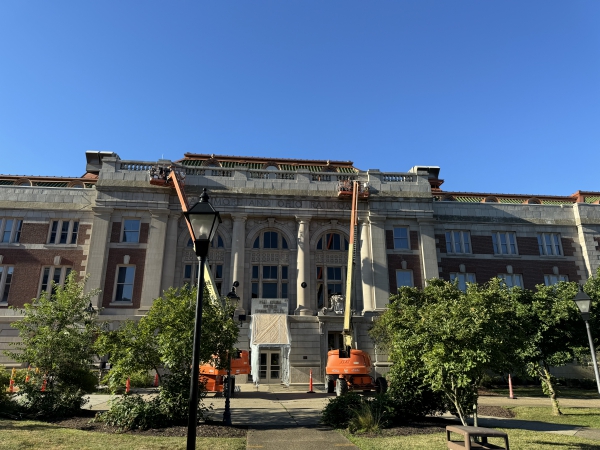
[[445, 231, 471, 254], [450, 272, 476, 291], [544, 274, 569, 286], [396, 269, 414, 288], [0, 218, 23, 244], [38, 266, 72, 297], [47, 219, 79, 245], [0, 266, 15, 303], [121, 219, 141, 243], [537, 233, 563, 256], [113, 265, 136, 303], [498, 273, 524, 288], [492, 231, 518, 255], [393, 227, 410, 250]]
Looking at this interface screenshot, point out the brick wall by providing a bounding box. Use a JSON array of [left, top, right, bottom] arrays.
[[110, 222, 121, 243], [436, 233, 447, 252], [471, 235, 494, 254], [140, 223, 149, 244], [517, 237, 539, 256], [439, 258, 580, 289], [101, 248, 146, 308], [410, 231, 419, 250], [19, 223, 48, 244], [388, 254, 423, 290], [562, 237, 576, 257], [77, 224, 91, 245], [0, 249, 86, 308]]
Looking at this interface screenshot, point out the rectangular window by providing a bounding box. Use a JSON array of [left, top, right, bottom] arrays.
[[48, 220, 79, 245], [492, 232, 518, 255], [0, 219, 23, 244], [445, 231, 471, 254], [393, 227, 410, 249], [114, 266, 135, 302], [38, 266, 72, 297], [251, 283, 259, 298], [252, 266, 259, 279], [263, 266, 278, 279], [396, 270, 413, 288], [450, 272, 476, 291], [544, 274, 569, 286], [262, 283, 278, 298], [0, 266, 14, 303], [537, 233, 562, 256], [122, 219, 141, 243], [498, 273, 523, 288]]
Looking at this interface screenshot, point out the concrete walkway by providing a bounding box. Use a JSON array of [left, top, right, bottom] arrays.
[[247, 427, 357, 450]]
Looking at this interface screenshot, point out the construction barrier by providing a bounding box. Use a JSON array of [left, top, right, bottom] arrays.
[[153, 373, 159, 387], [307, 369, 315, 394], [126, 377, 131, 393]]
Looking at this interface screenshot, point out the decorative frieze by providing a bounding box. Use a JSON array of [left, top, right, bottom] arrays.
[[251, 252, 290, 263]]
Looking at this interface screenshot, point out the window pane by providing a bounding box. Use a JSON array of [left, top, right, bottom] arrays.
[[253, 237, 260, 248], [317, 237, 322, 250], [187, 238, 193, 247], [537, 235, 544, 254], [50, 221, 58, 243], [544, 234, 553, 254], [282, 237, 288, 249], [553, 235, 561, 255], [263, 266, 277, 279], [445, 232, 452, 253], [59, 221, 69, 244], [15, 220, 23, 243], [215, 265, 223, 279], [262, 283, 278, 298], [264, 232, 278, 248], [52, 268, 62, 285], [328, 267, 342, 280], [123, 220, 140, 243], [281, 283, 288, 298], [396, 271, 413, 288], [41, 267, 50, 292], [252, 266, 259, 279], [281, 266, 288, 280], [509, 233, 516, 254], [251, 283, 258, 298], [492, 234, 499, 253], [466, 273, 476, 283], [316, 267, 323, 280], [463, 232, 471, 253], [327, 283, 342, 296], [2, 219, 13, 243], [500, 234, 508, 253], [393, 228, 409, 249], [70, 221, 79, 244], [2, 267, 13, 302], [217, 235, 224, 248], [453, 231, 461, 253], [184, 265, 192, 279]]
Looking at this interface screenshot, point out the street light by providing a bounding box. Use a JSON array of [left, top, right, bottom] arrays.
[[223, 281, 240, 426], [183, 188, 222, 450], [572, 284, 600, 396]]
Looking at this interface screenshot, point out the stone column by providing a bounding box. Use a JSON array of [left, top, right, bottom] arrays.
[[230, 214, 247, 313], [85, 207, 113, 308], [368, 215, 390, 311], [295, 216, 312, 315], [359, 219, 376, 312], [418, 220, 439, 284], [574, 203, 600, 279], [139, 209, 169, 312], [160, 212, 181, 294]]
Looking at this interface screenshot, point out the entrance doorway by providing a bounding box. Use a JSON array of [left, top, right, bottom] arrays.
[[259, 350, 281, 383]]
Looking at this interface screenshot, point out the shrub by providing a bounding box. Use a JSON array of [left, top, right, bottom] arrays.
[[96, 394, 166, 430], [15, 375, 88, 418], [321, 392, 362, 428], [386, 371, 448, 420], [321, 393, 397, 432]]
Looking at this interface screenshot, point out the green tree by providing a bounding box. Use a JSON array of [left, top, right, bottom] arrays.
[[371, 278, 523, 425], [5, 273, 101, 417], [95, 285, 239, 425]]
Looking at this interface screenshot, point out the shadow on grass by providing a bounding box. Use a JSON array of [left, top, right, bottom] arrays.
[[532, 442, 600, 449], [0, 420, 65, 432]]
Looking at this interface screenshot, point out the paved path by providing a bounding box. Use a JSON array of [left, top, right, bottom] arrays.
[[247, 427, 357, 450], [479, 395, 600, 408]]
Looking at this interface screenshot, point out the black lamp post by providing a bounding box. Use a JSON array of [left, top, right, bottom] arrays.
[[183, 188, 221, 450], [223, 281, 240, 426], [573, 285, 600, 396]]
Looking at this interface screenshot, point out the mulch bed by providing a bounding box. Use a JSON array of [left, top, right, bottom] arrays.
[[49, 410, 246, 438]]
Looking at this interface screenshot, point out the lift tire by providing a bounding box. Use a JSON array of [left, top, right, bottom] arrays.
[[375, 377, 388, 394], [335, 378, 348, 397], [326, 376, 335, 394]]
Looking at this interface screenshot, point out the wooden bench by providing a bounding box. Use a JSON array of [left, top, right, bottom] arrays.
[[446, 425, 509, 450]]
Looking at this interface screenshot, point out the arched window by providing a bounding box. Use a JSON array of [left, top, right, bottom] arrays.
[[315, 232, 348, 309], [187, 234, 224, 248], [250, 230, 290, 300]]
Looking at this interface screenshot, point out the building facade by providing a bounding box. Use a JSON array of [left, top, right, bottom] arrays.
[[1, 151, 599, 383]]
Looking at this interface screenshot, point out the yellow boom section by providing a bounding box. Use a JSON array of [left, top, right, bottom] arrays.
[[342, 181, 359, 350]]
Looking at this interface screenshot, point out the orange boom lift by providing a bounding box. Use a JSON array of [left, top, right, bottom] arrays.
[[149, 165, 250, 393], [325, 181, 387, 396]]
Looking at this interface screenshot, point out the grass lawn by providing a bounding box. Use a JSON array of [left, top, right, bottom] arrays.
[[345, 429, 600, 450], [484, 386, 599, 399], [0, 420, 246, 450], [509, 407, 600, 428]]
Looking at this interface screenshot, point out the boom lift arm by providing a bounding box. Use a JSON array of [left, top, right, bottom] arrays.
[[342, 181, 360, 354], [149, 165, 219, 298]]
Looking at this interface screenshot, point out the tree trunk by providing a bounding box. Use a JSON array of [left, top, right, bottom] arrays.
[[542, 366, 562, 416], [447, 387, 468, 426]]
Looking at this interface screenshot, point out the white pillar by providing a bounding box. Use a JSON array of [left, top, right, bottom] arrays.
[[295, 216, 312, 315], [139, 209, 169, 312], [359, 219, 376, 312], [230, 214, 247, 313], [85, 206, 113, 308], [160, 212, 180, 294], [368, 215, 390, 311], [418, 220, 439, 285]]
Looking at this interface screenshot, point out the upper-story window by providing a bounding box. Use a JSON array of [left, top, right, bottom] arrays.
[[450, 272, 476, 291], [1, 219, 23, 244], [316, 233, 348, 251], [0, 266, 14, 303], [121, 219, 140, 243], [396, 270, 414, 288], [254, 231, 288, 249], [445, 231, 471, 254], [393, 227, 410, 250], [498, 273, 523, 288], [114, 266, 135, 302], [544, 274, 569, 286], [492, 232, 518, 255], [48, 220, 79, 245], [537, 233, 562, 256], [39, 266, 72, 297]]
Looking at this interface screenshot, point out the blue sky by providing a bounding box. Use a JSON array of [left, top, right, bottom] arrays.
[[1, 1, 598, 195]]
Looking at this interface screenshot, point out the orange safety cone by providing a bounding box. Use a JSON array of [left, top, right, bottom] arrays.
[[307, 369, 315, 394], [8, 378, 14, 393], [126, 377, 131, 393], [25, 366, 30, 383], [508, 374, 516, 399], [41, 378, 47, 392], [153, 373, 159, 387]]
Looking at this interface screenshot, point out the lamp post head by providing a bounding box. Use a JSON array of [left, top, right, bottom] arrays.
[[184, 188, 221, 257], [573, 284, 592, 321]]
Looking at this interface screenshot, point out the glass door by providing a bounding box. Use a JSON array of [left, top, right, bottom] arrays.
[[259, 350, 281, 383]]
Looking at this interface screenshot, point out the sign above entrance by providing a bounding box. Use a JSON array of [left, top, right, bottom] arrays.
[[252, 298, 288, 315]]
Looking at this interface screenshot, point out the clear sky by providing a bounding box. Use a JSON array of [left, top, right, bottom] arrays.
[[1, 1, 598, 195]]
